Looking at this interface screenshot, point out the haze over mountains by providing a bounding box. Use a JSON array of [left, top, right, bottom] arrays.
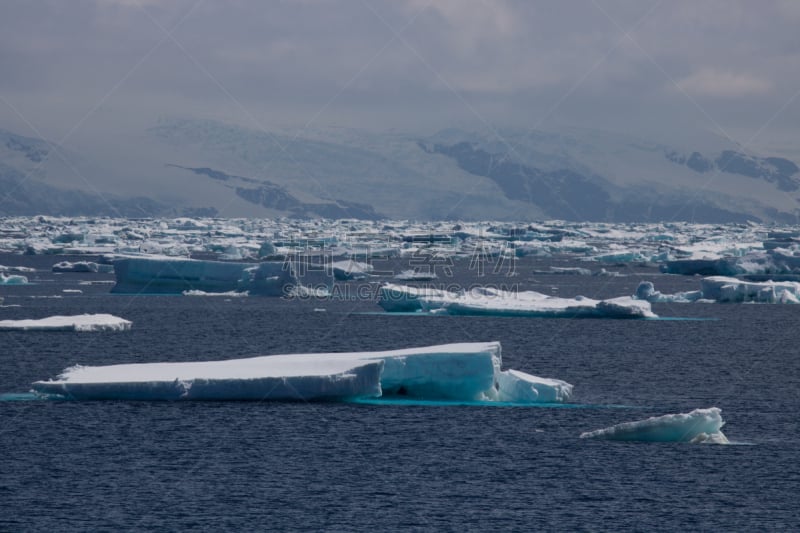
[[1, 118, 798, 223]]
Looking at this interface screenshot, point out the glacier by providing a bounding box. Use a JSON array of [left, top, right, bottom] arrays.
[[0, 314, 132, 332], [111, 257, 295, 295], [379, 283, 657, 318], [31, 342, 574, 403], [580, 407, 728, 443]]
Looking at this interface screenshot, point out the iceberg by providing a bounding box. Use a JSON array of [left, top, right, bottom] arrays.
[[182, 290, 249, 297], [0, 314, 132, 332], [661, 258, 739, 276], [634, 281, 703, 303], [111, 257, 295, 295], [636, 278, 800, 304], [31, 342, 573, 404], [331, 260, 373, 280], [1, 273, 28, 285], [394, 269, 438, 281], [700, 276, 800, 303], [580, 407, 728, 443], [52, 261, 114, 274], [491, 369, 573, 403], [377, 283, 458, 312], [380, 284, 657, 318]]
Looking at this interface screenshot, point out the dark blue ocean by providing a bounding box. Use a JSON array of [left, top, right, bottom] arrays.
[[2, 253, 799, 531]]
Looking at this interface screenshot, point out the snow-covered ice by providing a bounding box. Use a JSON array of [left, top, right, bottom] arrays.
[[31, 342, 573, 403], [580, 407, 728, 443], [378, 283, 458, 312], [394, 269, 438, 281], [52, 261, 113, 273], [0, 314, 132, 332], [700, 276, 800, 303], [634, 281, 703, 303], [182, 290, 249, 297], [380, 284, 657, 318], [635, 278, 800, 304], [331, 260, 373, 280]]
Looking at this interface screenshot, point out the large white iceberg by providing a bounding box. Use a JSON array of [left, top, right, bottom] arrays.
[[0, 314, 132, 332], [580, 407, 728, 443], [380, 284, 656, 318], [111, 257, 295, 295], [31, 342, 573, 403]]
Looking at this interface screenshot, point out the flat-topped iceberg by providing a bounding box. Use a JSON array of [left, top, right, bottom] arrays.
[[31, 342, 573, 403], [111, 257, 295, 295], [380, 283, 656, 318], [700, 276, 800, 303], [378, 283, 459, 312], [52, 261, 114, 274], [0, 314, 132, 332], [580, 407, 728, 443], [635, 278, 800, 304]]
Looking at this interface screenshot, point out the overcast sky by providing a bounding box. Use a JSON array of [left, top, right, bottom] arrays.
[[1, 0, 799, 153]]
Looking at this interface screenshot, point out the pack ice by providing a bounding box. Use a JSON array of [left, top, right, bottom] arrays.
[[580, 407, 728, 443], [379, 283, 656, 318], [0, 314, 132, 332], [31, 342, 573, 403], [111, 257, 295, 295]]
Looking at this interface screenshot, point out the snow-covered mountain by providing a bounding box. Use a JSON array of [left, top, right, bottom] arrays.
[[2, 119, 799, 222]]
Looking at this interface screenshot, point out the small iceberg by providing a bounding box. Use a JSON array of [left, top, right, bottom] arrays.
[[31, 342, 573, 403], [52, 261, 114, 274], [0, 314, 132, 332], [379, 283, 656, 318], [580, 407, 729, 443], [1, 273, 28, 285], [634, 281, 703, 303], [331, 260, 373, 280], [394, 269, 438, 281]]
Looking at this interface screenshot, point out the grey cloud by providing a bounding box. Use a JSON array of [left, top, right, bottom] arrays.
[[0, 0, 797, 146]]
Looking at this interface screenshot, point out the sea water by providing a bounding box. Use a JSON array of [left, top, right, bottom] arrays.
[[1, 253, 798, 530]]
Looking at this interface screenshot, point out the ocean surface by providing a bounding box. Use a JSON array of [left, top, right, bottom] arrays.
[[1, 253, 799, 531]]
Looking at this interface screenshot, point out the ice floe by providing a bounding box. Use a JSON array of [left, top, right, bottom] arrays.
[[580, 407, 728, 443], [635, 278, 800, 304], [380, 283, 657, 318], [52, 261, 114, 274], [31, 342, 573, 403], [0, 314, 132, 332], [1, 273, 28, 285]]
